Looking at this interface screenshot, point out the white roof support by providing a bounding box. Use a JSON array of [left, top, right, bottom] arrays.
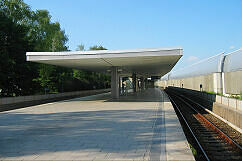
[[26, 47, 183, 77], [26, 47, 182, 99], [111, 67, 119, 99]]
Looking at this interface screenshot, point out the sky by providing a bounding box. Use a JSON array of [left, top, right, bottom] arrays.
[[25, 0, 242, 70]]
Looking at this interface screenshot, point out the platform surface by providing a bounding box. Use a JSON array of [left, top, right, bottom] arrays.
[[0, 88, 194, 161]]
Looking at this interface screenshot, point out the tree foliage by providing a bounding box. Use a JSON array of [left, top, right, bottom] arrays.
[[73, 45, 110, 90], [0, 6, 39, 96], [76, 44, 84, 51], [0, 0, 110, 97], [89, 45, 107, 50]]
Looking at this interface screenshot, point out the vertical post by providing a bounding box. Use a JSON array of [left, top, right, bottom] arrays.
[[141, 77, 145, 90], [145, 78, 148, 89], [136, 78, 139, 91], [221, 72, 226, 95], [132, 73, 136, 92], [119, 76, 122, 95], [220, 53, 226, 95], [111, 67, 119, 99]]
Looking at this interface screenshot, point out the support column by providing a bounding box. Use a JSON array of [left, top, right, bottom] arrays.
[[111, 67, 119, 99], [145, 78, 148, 89], [141, 77, 145, 90], [213, 72, 223, 94], [132, 73, 136, 92], [136, 78, 139, 91], [119, 76, 122, 95]]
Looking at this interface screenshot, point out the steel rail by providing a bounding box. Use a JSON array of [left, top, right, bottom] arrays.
[[166, 93, 210, 161], [175, 91, 242, 151], [169, 90, 242, 152]]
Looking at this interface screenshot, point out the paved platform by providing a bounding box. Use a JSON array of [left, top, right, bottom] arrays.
[[0, 88, 195, 161]]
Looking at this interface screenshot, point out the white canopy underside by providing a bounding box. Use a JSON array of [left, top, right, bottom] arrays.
[[26, 47, 182, 77]]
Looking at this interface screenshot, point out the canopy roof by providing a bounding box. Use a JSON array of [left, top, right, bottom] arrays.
[[26, 47, 182, 77]]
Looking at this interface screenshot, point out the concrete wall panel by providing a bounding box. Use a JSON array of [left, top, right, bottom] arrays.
[[158, 70, 242, 95], [159, 73, 217, 92], [213, 103, 241, 129], [238, 100, 242, 111], [224, 70, 242, 94]]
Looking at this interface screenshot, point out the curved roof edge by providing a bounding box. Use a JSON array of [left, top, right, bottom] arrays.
[[26, 46, 183, 77], [26, 46, 183, 56]]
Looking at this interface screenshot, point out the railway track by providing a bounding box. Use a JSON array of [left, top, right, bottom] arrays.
[[165, 88, 242, 161]]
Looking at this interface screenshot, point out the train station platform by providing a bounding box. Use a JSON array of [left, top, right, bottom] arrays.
[[0, 88, 194, 161]]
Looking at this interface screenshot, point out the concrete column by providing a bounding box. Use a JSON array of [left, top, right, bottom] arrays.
[[144, 78, 146, 89], [145, 78, 148, 89], [132, 73, 136, 92], [119, 76, 123, 95], [111, 67, 119, 99], [136, 78, 139, 91], [213, 72, 223, 94], [141, 77, 145, 90]]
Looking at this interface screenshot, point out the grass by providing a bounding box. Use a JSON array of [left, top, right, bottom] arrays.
[[206, 91, 223, 96], [205, 91, 242, 100], [206, 91, 217, 95], [189, 143, 197, 156], [229, 94, 242, 100]]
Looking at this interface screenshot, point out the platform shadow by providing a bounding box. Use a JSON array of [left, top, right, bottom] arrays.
[[0, 108, 184, 158]]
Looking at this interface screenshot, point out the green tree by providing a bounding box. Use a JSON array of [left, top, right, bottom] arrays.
[[88, 45, 110, 89], [32, 10, 68, 52], [89, 45, 107, 50], [0, 0, 70, 95], [0, 10, 39, 96], [32, 9, 70, 93], [0, 0, 33, 24], [72, 44, 92, 89], [0, 0, 110, 96], [76, 44, 85, 51], [72, 45, 111, 90]]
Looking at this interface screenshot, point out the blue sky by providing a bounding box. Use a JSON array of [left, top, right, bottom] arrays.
[[25, 0, 242, 69]]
